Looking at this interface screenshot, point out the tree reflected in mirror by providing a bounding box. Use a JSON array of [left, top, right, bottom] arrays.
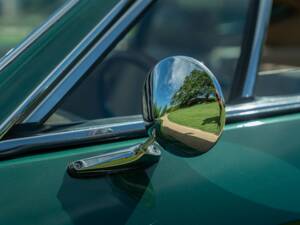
[[168, 69, 223, 134]]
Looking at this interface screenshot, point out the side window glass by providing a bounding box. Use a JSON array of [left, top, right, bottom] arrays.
[[0, 0, 66, 58], [47, 0, 251, 125], [256, 0, 300, 96]]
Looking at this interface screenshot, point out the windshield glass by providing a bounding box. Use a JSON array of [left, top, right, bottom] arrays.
[[0, 0, 66, 58]]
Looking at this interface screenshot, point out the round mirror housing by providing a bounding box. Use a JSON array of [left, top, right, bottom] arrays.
[[143, 56, 225, 156]]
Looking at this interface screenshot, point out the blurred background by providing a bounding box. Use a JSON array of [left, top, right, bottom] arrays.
[[0, 0, 65, 58]]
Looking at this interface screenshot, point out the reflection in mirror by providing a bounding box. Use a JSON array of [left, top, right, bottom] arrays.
[[143, 56, 225, 156]]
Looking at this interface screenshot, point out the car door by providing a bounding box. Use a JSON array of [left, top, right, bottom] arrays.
[[1, 0, 300, 225]]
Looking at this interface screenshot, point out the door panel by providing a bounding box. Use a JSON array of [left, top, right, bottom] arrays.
[[1, 113, 300, 224]]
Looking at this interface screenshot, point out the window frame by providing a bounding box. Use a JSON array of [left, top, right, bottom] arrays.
[[0, 0, 80, 140], [228, 0, 300, 122], [0, 0, 294, 159], [22, 0, 154, 124], [0, 0, 135, 139], [22, 0, 263, 123]]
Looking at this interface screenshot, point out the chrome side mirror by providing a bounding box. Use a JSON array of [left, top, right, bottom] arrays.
[[143, 56, 225, 156], [68, 56, 225, 177]]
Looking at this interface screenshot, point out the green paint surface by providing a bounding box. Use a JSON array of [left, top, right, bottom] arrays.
[[1, 113, 300, 224]]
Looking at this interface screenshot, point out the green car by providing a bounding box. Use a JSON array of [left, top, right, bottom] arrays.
[[1, 0, 300, 224]]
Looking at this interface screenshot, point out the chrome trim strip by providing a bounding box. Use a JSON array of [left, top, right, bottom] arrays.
[[0, 1, 133, 139], [227, 96, 300, 120], [23, 0, 153, 124], [0, 117, 146, 158], [259, 68, 300, 76], [2, 97, 300, 158], [241, 0, 272, 98], [0, 0, 79, 71]]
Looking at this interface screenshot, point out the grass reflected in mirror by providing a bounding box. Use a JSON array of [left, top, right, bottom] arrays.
[[167, 102, 220, 134]]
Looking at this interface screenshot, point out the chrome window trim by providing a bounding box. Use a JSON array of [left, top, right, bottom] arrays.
[[0, 116, 146, 159], [241, 0, 272, 98], [23, 0, 154, 124], [2, 98, 300, 159], [227, 96, 300, 121], [0, 0, 135, 139]]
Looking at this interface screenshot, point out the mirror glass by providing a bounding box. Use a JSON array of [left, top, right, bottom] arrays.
[[143, 56, 225, 156]]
